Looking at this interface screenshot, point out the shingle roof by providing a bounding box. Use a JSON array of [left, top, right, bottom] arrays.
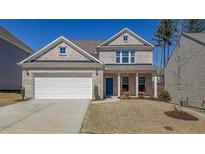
[[0, 26, 34, 54], [183, 33, 205, 45], [71, 40, 103, 57]]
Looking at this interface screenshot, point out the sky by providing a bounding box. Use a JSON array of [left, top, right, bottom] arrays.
[[0, 19, 161, 65]]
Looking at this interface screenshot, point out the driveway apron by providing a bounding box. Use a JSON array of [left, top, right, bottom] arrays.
[[0, 99, 90, 133]]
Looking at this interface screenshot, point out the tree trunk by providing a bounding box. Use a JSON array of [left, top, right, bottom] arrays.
[[163, 44, 166, 68], [155, 47, 158, 67], [177, 66, 182, 109], [160, 46, 163, 69], [167, 46, 170, 61]]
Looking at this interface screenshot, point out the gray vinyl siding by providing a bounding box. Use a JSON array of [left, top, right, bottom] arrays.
[[165, 35, 205, 108], [0, 38, 31, 90]]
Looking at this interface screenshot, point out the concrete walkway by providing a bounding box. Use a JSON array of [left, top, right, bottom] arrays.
[[92, 96, 120, 104], [0, 99, 90, 133]]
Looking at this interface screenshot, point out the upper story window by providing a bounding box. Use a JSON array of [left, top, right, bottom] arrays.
[[122, 51, 129, 63], [131, 51, 135, 63], [116, 50, 135, 64], [116, 51, 121, 63], [123, 35, 128, 42], [58, 46, 67, 56]]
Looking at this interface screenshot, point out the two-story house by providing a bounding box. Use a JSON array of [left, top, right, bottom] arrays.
[[0, 27, 33, 90], [165, 33, 205, 109], [19, 28, 158, 100]]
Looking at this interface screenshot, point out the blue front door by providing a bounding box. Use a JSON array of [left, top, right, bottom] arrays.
[[106, 78, 113, 96]]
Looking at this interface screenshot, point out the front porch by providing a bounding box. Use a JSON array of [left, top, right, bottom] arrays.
[[103, 72, 157, 98]]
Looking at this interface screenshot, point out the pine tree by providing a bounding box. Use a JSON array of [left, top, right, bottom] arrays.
[[153, 19, 176, 68], [184, 19, 205, 33]]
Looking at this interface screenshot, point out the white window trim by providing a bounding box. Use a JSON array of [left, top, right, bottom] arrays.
[[120, 51, 122, 63], [116, 51, 121, 63], [116, 50, 136, 64], [128, 51, 131, 63], [122, 51, 129, 64], [123, 35, 128, 43], [130, 51, 135, 64], [58, 46, 67, 56]]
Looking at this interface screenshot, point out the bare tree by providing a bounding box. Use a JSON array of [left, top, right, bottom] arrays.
[[172, 20, 184, 109]]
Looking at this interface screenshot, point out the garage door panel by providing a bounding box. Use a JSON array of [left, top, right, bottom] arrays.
[[34, 76, 92, 99]]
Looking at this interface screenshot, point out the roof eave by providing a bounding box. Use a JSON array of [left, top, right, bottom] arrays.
[[98, 28, 154, 47], [20, 36, 104, 64]]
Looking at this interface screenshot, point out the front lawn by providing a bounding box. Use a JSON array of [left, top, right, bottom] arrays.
[[81, 99, 205, 133], [0, 91, 22, 107]]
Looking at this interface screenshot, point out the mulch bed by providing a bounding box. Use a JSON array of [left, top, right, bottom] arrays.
[[165, 111, 199, 121]]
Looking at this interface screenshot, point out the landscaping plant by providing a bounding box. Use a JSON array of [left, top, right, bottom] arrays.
[[94, 85, 99, 100], [21, 87, 25, 100], [158, 91, 171, 102]]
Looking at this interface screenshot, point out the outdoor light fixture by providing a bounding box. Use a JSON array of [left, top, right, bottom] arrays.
[[26, 70, 29, 76]]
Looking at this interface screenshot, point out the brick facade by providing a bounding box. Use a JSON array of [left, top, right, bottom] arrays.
[[104, 73, 154, 97], [22, 69, 103, 99]]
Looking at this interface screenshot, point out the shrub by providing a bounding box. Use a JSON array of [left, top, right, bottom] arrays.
[[158, 91, 171, 102], [21, 87, 25, 100], [94, 85, 99, 100]]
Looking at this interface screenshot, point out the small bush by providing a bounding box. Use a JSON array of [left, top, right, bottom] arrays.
[[21, 87, 25, 100], [94, 85, 99, 100], [158, 91, 171, 102]]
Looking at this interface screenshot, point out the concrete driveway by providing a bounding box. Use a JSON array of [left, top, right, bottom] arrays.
[[0, 99, 90, 133]]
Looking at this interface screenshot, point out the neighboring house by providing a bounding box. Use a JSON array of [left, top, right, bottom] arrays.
[[19, 28, 158, 99], [165, 33, 205, 109], [0, 27, 33, 90]]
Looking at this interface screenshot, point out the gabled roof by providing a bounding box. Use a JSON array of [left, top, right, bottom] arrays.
[[19, 36, 103, 64], [70, 40, 103, 58], [98, 28, 155, 47], [183, 32, 205, 46], [0, 26, 34, 54]]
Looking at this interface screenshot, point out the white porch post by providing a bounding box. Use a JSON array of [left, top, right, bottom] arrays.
[[118, 73, 121, 97], [154, 75, 158, 98], [136, 73, 139, 97]]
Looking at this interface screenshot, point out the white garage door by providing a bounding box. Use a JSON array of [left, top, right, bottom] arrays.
[[34, 75, 92, 99]]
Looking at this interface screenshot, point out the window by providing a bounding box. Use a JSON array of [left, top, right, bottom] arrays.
[[59, 47, 67, 55], [123, 35, 128, 42], [116, 51, 121, 63], [122, 77, 129, 92], [116, 50, 136, 64], [122, 51, 129, 63], [131, 51, 135, 63], [139, 76, 145, 92]]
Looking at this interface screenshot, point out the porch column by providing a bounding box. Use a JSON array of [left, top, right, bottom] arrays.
[[154, 75, 157, 98], [118, 73, 120, 97], [136, 73, 139, 97]]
